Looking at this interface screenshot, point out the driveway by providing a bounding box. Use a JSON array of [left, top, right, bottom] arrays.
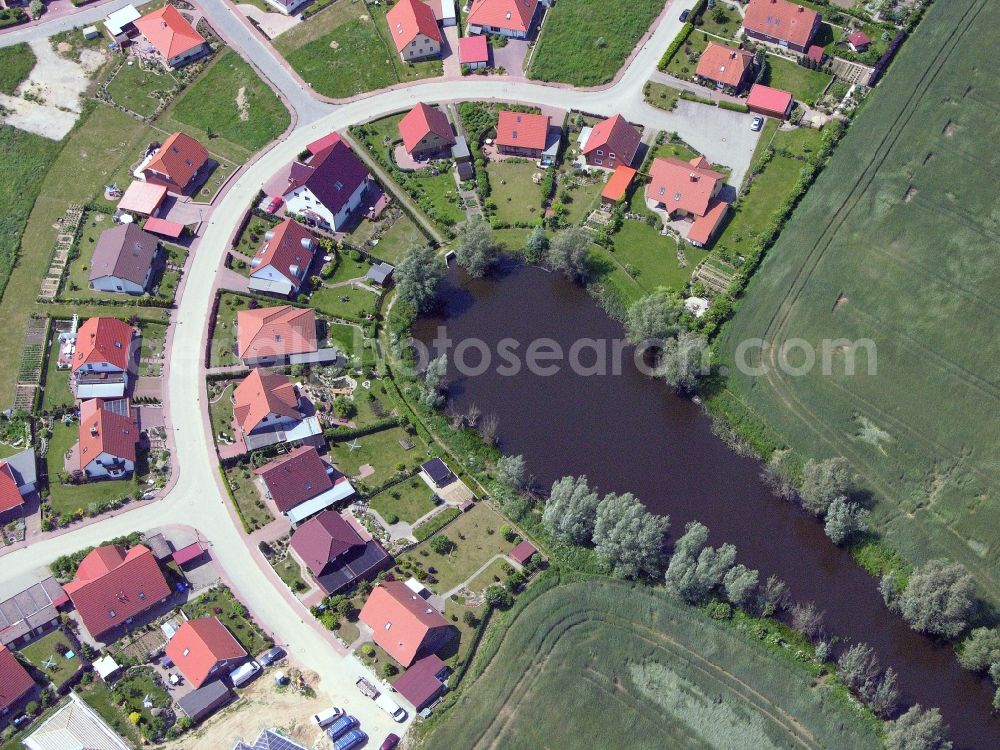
[[491, 38, 530, 77], [442, 25, 461, 78]]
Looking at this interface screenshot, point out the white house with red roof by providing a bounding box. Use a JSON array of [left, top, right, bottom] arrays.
[[742, 0, 821, 53], [237, 305, 317, 366], [232, 370, 321, 451], [282, 138, 371, 233], [165, 617, 247, 688], [386, 0, 442, 62], [580, 114, 641, 170], [254, 446, 356, 524], [133, 4, 207, 68], [72, 317, 134, 399], [398, 103, 455, 158], [359, 581, 451, 666], [467, 0, 540, 38], [62, 544, 171, 641], [646, 156, 730, 248], [77, 399, 138, 480], [247, 219, 318, 298], [495, 110, 556, 163], [695, 42, 756, 94]]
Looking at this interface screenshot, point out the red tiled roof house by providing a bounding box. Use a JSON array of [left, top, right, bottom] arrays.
[[0, 644, 35, 728], [495, 110, 551, 160], [165, 617, 247, 688], [90, 224, 160, 296], [398, 103, 455, 159], [247, 219, 318, 298], [62, 545, 171, 641], [359, 581, 451, 666], [0, 453, 36, 525], [78, 398, 139, 480], [747, 83, 794, 119], [467, 0, 540, 39], [72, 317, 133, 399], [289, 510, 389, 593], [581, 114, 641, 169], [646, 156, 730, 248], [386, 0, 442, 62], [392, 654, 448, 711], [282, 138, 371, 233], [742, 0, 821, 53], [232, 370, 319, 451], [139, 132, 209, 195], [237, 306, 318, 366], [134, 4, 207, 68], [695, 42, 756, 94], [458, 34, 489, 69], [255, 446, 356, 524]]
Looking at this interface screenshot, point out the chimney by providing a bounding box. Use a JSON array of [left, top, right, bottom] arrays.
[[90, 424, 98, 436], [689, 172, 698, 181]]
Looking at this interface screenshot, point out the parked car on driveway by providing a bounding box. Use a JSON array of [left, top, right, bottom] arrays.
[[312, 706, 344, 727], [257, 646, 285, 667], [381, 734, 401, 750], [750, 116, 764, 131], [332, 729, 367, 750], [265, 196, 283, 213], [325, 714, 359, 740]]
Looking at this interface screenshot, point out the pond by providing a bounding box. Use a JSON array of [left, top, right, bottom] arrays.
[[412, 263, 997, 749]]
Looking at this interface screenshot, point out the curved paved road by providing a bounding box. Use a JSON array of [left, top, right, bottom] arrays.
[[0, 1, 761, 740]]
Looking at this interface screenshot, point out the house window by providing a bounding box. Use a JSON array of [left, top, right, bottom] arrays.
[[609, 153, 616, 160], [595, 158, 602, 165], [596, 149, 604, 156]]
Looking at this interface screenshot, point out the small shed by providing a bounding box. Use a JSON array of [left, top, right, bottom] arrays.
[[746, 84, 794, 120], [365, 262, 395, 287], [452, 136, 473, 180], [143, 217, 185, 239], [847, 31, 871, 52], [83, 26, 101, 40], [176, 681, 234, 723], [172, 542, 206, 567], [509, 540, 538, 566], [806, 44, 825, 64], [601, 165, 636, 204], [93, 654, 121, 681], [458, 35, 489, 69]]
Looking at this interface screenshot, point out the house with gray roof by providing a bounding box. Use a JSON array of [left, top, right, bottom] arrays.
[[90, 224, 160, 295]]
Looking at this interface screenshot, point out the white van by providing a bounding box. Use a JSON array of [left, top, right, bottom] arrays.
[[230, 660, 261, 688], [312, 706, 344, 727], [375, 693, 407, 722]]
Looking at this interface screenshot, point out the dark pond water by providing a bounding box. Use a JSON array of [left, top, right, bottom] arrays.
[[412, 263, 998, 750]]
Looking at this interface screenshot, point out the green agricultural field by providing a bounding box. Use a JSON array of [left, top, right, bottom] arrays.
[[0, 43, 35, 95], [764, 54, 831, 105], [274, 0, 440, 98], [528, 0, 666, 85], [105, 60, 177, 118], [161, 51, 290, 160], [716, 0, 1000, 603], [424, 577, 881, 749]]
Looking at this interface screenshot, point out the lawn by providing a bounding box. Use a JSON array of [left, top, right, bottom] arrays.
[[716, 0, 1000, 606], [41, 333, 75, 412], [78, 682, 143, 748], [271, 552, 308, 593], [372, 214, 427, 263], [464, 557, 510, 593], [325, 253, 370, 284], [396, 503, 511, 593], [309, 284, 378, 322], [0, 43, 35, 95], [764, 54, 831, 105], [643, 81, 681, 112], [486, 161, 545, 225], [424, 578, 881, 749], [325, 321, 363, 359], [696, 6, 741, 38], [105, 59, 177, 118], [160, 50, 290, 161], [274, 0, 440, 99], [19, 630, 81, 689], [528, 0, 666, 86], [662, 28, 710, 78], [369, 476, 437, 524], [610, 219, 700, 291], [209, 292, 270, 367], [182, 585, 272, 656], [327, 425, 424, 484], [221, 463, 275, 533], [110, 667, 171, 738]]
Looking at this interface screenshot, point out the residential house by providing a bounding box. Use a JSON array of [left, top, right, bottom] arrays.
[[386, 0, 442, 62], [398, 103, 455, 159], [467, 0, 539, 38], [646, 156, 730, 248], [365, 262, 395, 287], [237, 306, 317, 366], [165, 617, 248, 688], [254, 446, 356, 524], [0, 449, 36, 525], [392, 654, 449, 711], [289, 510, 390, 594], [24, 693, 132, 750], [495, 110, 556, 163], [72, 317, 133, 399], [78, 399, 138, 480], [90, 224, 160, 295], [0, 577, 66, 648], [694, 42, 755, 94], [0, 643, 35, 728], [359, 581, 451, 666], [746, 83, 794, 119], [282, 138, 371, 232], [581, 114, 641, 169], [62, 544, 171, 641], [133, 4, 207, 68], [458, 34, 489, 70], [742, 0, 821, 53], [232, 370, 321, 451], [247, 219, 318, 298], [139, 131, 209, 195]]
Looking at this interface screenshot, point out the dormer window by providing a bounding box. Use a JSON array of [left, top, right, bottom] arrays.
[[183, 648, 190, 656], [109, 609, 116, 618]]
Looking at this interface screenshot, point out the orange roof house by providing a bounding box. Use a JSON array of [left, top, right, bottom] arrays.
[[134, 4, 207, 67], [236, 306, 317, 364], [360, 581, 451, 666], [0, 463, 24, 518], [63, 545, 171, 640], [166, 617, 247, 688], [232, 370, 301, 436], [386, 0, 442, 61], [646, 156, 730, 248], [581, 114, 641, 169], [0, 644, 35, 718], [695, 42, 755, 92], [742, 0, 821, 53], [398, 103, 455, 158], [601, 165, 636, 204], [495, 110, 550, 157], [78, 398, 138, 478], [467, 0, 539, 37], [73, 317, 132, 374], [117, 181, 168, 217], [141, 132, 208, 195]]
